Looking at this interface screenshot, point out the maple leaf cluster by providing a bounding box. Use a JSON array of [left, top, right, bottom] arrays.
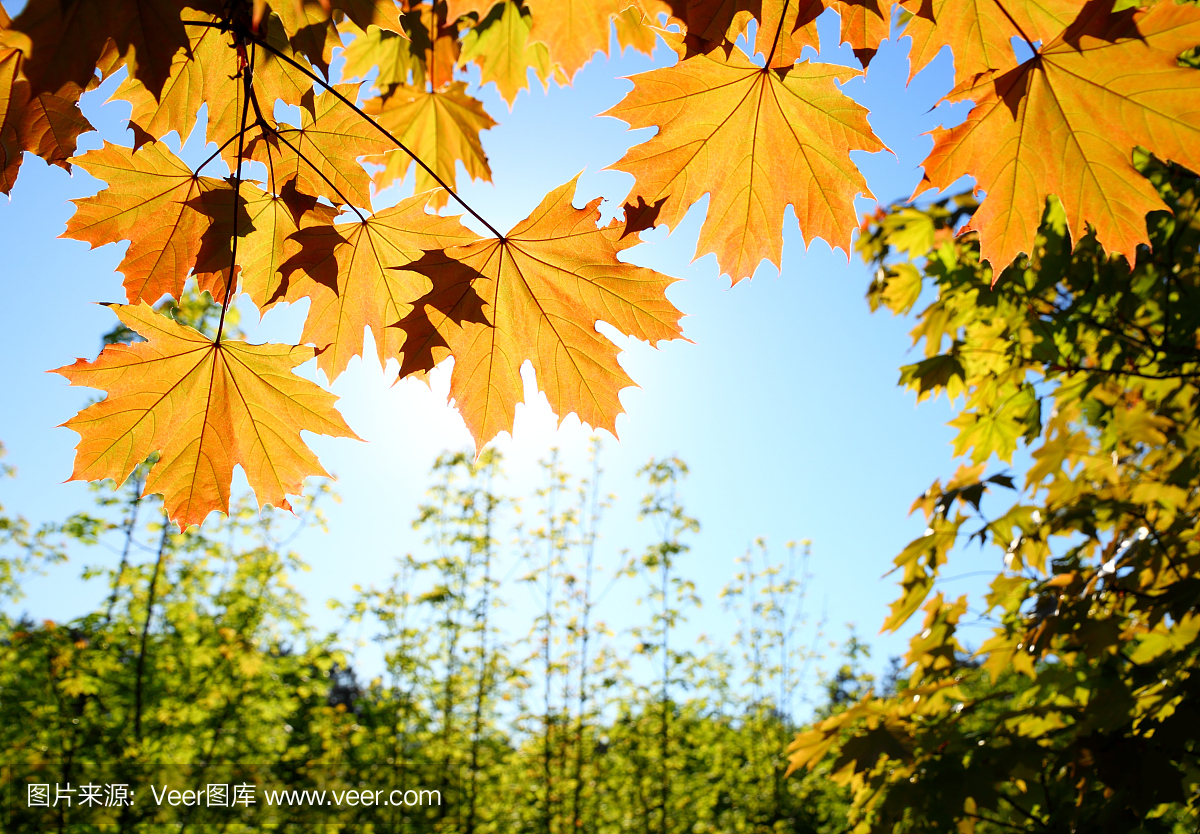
[[0, 0, 1197, 528]]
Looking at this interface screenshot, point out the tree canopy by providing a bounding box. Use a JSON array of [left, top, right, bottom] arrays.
[[2, 0, 1198, 526], [788, 158, 1200, 833]]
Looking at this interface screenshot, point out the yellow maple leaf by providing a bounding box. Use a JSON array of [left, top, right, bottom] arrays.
[[362, 81, 496, 208], [249, 83, 397, 210], [110, 11, 315, 159], [459, 0, 564, 108], [606, 45, 884, 283], [900, 0, 1084, 84], [524, 0, 631, 80], [237, 182, 341, 310], [280, 191, 478, 380]]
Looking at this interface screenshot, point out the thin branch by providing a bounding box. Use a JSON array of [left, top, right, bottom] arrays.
[[1047, 361, 1200, 381], [998, 793, 1048, 830], [960, 811, 1032, 833], [104, 474, 144, 623], [133, 511, 170, 742], [244, 86, 280, 193], [181, 18, 226, 30], [243, 30, 507, 240]]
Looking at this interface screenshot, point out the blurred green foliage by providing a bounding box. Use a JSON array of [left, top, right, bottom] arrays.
[[0, 414, 850, 832]]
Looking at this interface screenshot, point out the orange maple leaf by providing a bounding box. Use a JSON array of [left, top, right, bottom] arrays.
[[917, 0, 1200, 273], [63, 141, 241, 305], [279, 191, 478, 380], [524, 0, 633, 79], [606, 45, 884, 283], [613, 5, 668, 57], [0, 6, 93, 195], [900, 0, 1084, 84], [53, 303, 358, 530], [396, 176, 685, 445]]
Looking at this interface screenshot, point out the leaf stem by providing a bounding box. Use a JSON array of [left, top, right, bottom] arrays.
[[244, 85, 280, 192], [765, 0, 791, 67], [261, 120, 368, 222], [993, 0, 1039, 56], [216, 38, 255, 345], [194, 128, 250, 176]]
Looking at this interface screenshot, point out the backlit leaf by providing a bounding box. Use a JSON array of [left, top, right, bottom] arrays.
[[916, 1, 1200, 272], [110, 11, 315, 158], [899, 0, 1085, 83], [63, 141, 239, 305], [362, 81, 496, 208], [279, 191, 477, 379], [459, 0, 562, 107], [606, 46, 884, 283], [237, 182, 340, 310], [249, 83, 397, 210], [396, 176, 684, 444], [53, 303, 358, 530], [0, 20, 92, 194], [523, 0, 630, 79], [0, 0, 212, 98]]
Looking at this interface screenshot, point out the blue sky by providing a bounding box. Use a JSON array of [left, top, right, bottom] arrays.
[[0, 8, 1000, 701]]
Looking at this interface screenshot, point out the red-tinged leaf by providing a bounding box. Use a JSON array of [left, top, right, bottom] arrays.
[[0, 9, 93, 193], [0, 0, 214, 99]]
